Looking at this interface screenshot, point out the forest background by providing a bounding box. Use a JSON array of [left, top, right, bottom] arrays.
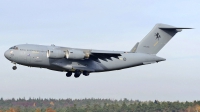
[[0, 98, 200, 112]]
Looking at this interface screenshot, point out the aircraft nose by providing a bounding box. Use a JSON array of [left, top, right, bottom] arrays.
[[4, 50, 9, 59]]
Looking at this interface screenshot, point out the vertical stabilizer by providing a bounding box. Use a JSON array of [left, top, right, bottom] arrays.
[[135, 24, 192, 54]]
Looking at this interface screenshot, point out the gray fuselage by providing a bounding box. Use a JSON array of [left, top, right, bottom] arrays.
[[4, 44, 165, 73]]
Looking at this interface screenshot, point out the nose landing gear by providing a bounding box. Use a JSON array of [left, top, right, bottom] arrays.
[[12, 66, 17, 70], [12, 62, 17, 70]]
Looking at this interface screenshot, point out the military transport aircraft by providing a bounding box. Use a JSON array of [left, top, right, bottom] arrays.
[[4, 24, 191, 78]]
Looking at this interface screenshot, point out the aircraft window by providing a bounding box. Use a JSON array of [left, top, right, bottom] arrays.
[[9, 47, 14, 49], [9, 46, 18, 50]]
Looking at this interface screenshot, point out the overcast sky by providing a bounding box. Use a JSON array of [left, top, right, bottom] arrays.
[[0, 0, 200, 101]]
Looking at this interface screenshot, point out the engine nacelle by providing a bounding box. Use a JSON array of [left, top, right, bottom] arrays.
[[47, 50, 66, 58], [66, 49, 89, 59]]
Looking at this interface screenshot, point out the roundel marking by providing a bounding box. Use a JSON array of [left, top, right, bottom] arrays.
[[123, 57, 126, 61]]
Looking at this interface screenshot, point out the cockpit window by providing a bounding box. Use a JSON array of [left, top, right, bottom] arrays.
[[9, 46, 18, 50]]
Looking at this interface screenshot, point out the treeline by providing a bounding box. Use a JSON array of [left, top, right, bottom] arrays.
[[0, 98, 200, 112]]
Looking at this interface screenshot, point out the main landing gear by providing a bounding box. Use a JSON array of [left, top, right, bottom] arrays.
[[74, 70, 81, 78], [66, 71, 72, 77], [83, 71, 90, 76], [66, 70, 90, 78]]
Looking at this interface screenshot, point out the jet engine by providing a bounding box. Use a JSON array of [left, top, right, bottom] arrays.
[[66, 49, 89, 59], [47, 50, 66, 58]]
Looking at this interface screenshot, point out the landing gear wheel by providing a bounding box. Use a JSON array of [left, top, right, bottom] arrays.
[[12, 66, 17, 70], [74, 70, 81, 78], [83, 71, 90, 76], [66, 72, 72, 77], [74, 73, 81, 78]]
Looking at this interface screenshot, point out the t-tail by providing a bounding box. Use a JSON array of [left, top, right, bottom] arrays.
[[131, 23, 192, 54]]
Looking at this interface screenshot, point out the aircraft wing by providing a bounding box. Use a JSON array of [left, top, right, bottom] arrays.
[[89, 50, 124, 62]]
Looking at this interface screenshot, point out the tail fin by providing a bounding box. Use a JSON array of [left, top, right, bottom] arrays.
[[134, 23, 192, 54]]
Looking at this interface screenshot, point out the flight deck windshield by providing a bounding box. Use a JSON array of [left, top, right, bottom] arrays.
[[9, 46, 18, 50]]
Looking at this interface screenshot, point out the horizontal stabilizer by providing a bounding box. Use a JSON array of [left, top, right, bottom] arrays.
[[159, 27, 193, 29]]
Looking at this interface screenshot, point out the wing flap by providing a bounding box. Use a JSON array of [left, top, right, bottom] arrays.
[[90, 50, 123, 62]]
